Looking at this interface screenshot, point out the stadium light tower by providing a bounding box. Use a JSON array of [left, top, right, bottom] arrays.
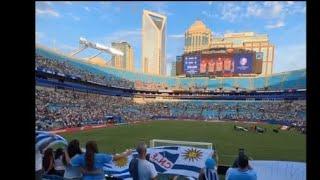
[[69, 37, 124, 59]]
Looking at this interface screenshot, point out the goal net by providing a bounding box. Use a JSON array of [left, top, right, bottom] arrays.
[[150, 139, 213, 149]]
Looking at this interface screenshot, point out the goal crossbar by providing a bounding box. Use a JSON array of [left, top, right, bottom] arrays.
[[150, 139, 213, 149]]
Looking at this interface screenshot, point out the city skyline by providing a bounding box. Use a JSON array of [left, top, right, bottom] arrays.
[[36, 1, 306, 76]]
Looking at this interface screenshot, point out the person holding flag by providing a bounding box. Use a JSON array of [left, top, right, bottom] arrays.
[[70, 140, 132, 180], [36, 131, 67, 180]]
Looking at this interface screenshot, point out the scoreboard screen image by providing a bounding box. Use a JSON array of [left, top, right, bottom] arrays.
[[200, 54, 233, 74], [200, 54, 212, 73], [181, 51, 255, 76], [184, 54, 200, 74], [233, 53, 254, 74]]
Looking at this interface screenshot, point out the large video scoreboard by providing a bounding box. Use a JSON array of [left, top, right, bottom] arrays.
[[183, 54, 200, 75], [182, 49, 255, 77]]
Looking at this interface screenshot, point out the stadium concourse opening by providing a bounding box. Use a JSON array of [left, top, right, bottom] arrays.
[[35, 45, 306, 180]]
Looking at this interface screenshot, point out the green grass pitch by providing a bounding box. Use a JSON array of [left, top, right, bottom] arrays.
[[60, 121, 305, 165]]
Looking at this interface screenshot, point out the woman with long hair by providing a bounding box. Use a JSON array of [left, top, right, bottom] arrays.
[[63, 139, 83, 180], [54, 148, 66, 176], [71, 140, 132, 180], [42, 148, 56, 175]]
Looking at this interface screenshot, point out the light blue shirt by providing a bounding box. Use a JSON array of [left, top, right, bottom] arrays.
[[71, 153, 113, 180], [64, 165, 82, 179], [225, 167, 257, 180]]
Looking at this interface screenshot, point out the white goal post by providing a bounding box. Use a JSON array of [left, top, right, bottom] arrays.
[[150, 139, 213, 149]]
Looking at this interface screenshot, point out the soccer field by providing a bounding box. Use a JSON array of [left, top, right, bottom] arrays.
[[60, 121, 306, 165]]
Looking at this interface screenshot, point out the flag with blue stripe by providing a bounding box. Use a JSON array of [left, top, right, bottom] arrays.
[[36, 131, 68, 152], [104, 146, 214, 179]]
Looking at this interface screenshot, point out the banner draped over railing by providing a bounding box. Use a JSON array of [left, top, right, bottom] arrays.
[[103, 146, 214, 179]]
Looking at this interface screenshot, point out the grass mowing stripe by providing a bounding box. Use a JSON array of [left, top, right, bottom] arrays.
[[61, 121, 305, 165]]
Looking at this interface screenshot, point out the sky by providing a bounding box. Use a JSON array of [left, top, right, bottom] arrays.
[[36, 1, 306, 76]]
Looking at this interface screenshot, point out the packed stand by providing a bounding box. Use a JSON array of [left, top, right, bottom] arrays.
[[36, 85, 306, 131], [35, 55, 134, 89], [35, 86, 171, 131]]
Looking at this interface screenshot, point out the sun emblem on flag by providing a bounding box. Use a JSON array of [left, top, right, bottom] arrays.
[[182, 148, 203, 162], [114, 157, 128, 168]]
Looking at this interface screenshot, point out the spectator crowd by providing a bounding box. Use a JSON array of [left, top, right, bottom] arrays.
[[36, 86, 306, 131], [36, 55, 134, 89]]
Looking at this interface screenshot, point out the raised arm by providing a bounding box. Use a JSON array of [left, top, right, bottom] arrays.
[[113, 149, 132, 161], [64, 148, 71, 164]]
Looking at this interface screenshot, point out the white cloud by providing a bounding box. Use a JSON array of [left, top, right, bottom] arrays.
[[44, 2, 52, 6], [84, 7, 91, 12], [246, 2, 263, 17], [220, 3, 243, 22], [265, 21, 285, 29], [287, 1, 295, 5], [100, 2, 112, 5], [287, 4, 306, 15], [203, 1, 305, 23], [208, 1, 213, 5], [246, 2, 283, 19], [147, 2, 173, 16], [36, 7, 60, 17], [168, 34, 184, 39], [274, 43, 306, 73], [64, 1, 73, 5], [202, 10, 217, 19], [270, 2, 283, 17]]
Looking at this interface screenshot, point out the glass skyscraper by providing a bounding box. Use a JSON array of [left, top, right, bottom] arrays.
[[142, 10, 167, 75]]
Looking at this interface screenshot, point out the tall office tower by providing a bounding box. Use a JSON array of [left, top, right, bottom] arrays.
[[142, 10, 167, 75], [184, 20, 213, 53], [111, 42, 134, 71]]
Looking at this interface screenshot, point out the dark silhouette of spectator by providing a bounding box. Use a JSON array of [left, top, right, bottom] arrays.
[[226, 155, 257, 180]]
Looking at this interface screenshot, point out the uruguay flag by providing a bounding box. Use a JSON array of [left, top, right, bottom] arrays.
[[35, 131, 68, 152], [103, 146, 214, 179]]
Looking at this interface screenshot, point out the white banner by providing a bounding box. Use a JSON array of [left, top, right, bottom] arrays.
[[103, 146, 214, 179]]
